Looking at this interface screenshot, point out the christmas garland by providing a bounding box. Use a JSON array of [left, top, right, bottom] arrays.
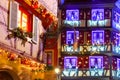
[[6, 28, 33, 46]]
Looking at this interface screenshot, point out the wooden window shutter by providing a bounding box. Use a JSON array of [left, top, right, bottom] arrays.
[[32, 15, 38, 43], [9, 1, 18, 29]]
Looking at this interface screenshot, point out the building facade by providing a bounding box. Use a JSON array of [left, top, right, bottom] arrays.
[[0, 0, 58, 80], [58, 0, 120, 80]]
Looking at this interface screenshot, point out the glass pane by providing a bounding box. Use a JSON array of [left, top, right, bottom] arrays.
[[92, 30, 104, 44], [113, 11, 120, 30], [92, 9, 104, 21], [66, 31, 79, 45], [66, 9, 79, 21], [18, 10, 21, 27], [89, 56, 103, 69], [88, 9, 105, 27], [117, 58, 120, 70], [64, 56, 77, 69], [22, 13, 27, 31]]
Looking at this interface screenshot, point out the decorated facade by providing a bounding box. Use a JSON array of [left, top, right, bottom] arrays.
[[0, 0, 58, 80], [58, 0, 120, 80]]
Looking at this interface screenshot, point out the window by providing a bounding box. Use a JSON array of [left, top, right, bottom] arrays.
[[66, 31, 79, 45], [113, 33, 120, 54], [9, 1, 38, 43], [64, 9, 80, 27], [117, 58, 120, 70], [18, 6, 32, 32], [117, 58, 120, 77], [64, 56, 77, 69], [89, 56, 103, 69], [66, 9, 79, 21], [92, 30, 104, 44], [92, 9, 104, 21], [87, 9, 111, 27], [116, 33, 120, 46], [88, 9, 104, 27], [45, 50, 54, 66], [113, 11, 120, 31]]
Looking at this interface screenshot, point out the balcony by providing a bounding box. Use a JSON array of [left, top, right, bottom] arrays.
[[61, 43, 112, 55], [60, 68, 120, 80]]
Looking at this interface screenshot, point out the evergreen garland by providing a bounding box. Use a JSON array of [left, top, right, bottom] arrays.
[[6, 28, 33, 46]]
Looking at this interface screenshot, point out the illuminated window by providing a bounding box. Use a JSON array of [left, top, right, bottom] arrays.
[[113, 33, 120, 54], [87, 9, 109, 27], [92, 9, 104, 21], [18, 7, 32, 32], [117, 58, 120, 70], [64, 56, 77, 69], [66, 9, 79, 21], [64, 9, 80, 26], [113, 11, 120, 30], [45, 50, 53, 66], [116, 33, 120, 46], [89, 56, 103, 69], [66, 31, 79, 45], [91, 9, 104, 26], [92, 30, 104, 44], [9, 2, 39, 42]]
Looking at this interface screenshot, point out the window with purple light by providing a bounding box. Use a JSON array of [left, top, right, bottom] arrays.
[[64, 56, 77, 69], [116, 33, 120, 46], [89, 56, 103, 69], [113, 11, 120, 30], [66, 31, 79, 45], [92, 30, 104, 44], [92, 9, 104, 21], [88, 9, 106, 27], [117, 58, 120, 70], [64, 9, 80, 27], [112, 32, 120, 54], [66, 9, 79, 21]]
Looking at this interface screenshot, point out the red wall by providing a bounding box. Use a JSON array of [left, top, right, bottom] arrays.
[[45, 37, 58, 67]]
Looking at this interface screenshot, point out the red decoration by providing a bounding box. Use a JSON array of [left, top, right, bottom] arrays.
[[41, 13, 54, 30], [105, 30, 111, 44], [59, 57, 64, 69], [43, 9, 47, 14], [32, 0, 39, 9], [103, 56, 109, 70], [61, 31, 66, 44], [61, 10, 66, 20], [79, 31, 84, 44], [112, 57, 117, 70], [86, 31, 91, 44], [78, 56, 89, 69], [8, 53, 17, 61], [21, 58, 30, 65]]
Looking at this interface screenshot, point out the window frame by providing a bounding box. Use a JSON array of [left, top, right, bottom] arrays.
[[18, 6, 32, 33], [89, 56, 103, 69]]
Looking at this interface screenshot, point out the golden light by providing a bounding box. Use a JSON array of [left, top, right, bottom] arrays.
[[55, 68, 60, 74]]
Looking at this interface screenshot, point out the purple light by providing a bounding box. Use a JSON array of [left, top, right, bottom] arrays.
[[88, 9, 106, 27], [89, 56, 103, 69], [64, 56, 77, 69], [92, 9, 104, 21], [66, 9, 79, 21], [115, 0, 120, 9], [113, 11, 120, 30], [66, 31, 79, 45], [92, 30, 104, 44], [117, 58, 120, 70], [116, 33, 120, 46]]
